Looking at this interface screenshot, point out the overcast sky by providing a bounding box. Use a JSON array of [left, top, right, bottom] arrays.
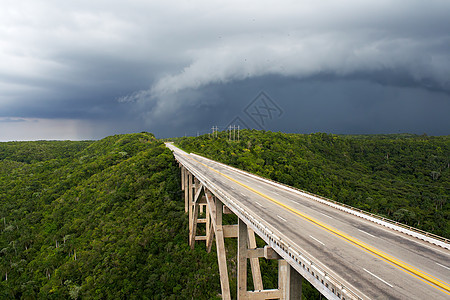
[[1, 0, 449, 141]]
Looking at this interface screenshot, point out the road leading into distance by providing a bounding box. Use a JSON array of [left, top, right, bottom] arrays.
[[167, 143, 450, 300]]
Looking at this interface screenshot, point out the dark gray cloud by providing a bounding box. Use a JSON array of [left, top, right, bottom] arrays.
[[130, 75, 450, 138], [0, 0, 449, 140]]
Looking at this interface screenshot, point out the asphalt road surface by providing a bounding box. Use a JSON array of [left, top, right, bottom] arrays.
[[167, 144, 450, 299]]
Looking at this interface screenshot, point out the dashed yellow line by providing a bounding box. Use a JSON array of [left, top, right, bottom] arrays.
[[180, 151, 450, 294]]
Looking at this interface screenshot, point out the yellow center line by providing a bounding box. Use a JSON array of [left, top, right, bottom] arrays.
[[181, 152, 450, 294]]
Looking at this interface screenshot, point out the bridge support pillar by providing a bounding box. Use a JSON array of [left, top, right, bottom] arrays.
[[238, 219, 248, 300], [179, 166, 302, 300], [204, 192, 232, 299], [188, 173, 193, 229], [181, 166, 185, 191], [189, 181, 206, 249], [183, 169, 189, 212], [248, 228, 263, 291], [237, 219, 302, 300], [285, 264, 303, 299]]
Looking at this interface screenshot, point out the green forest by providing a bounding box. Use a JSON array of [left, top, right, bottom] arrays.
[[0, 133, 220, 299], [1, 131, 448, 299], [176, 131, 449, 238]]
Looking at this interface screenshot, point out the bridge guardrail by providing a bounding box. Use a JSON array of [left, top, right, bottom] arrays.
[[189, 152, 450, 249]]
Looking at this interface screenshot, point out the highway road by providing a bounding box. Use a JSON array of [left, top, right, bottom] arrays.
[[167, 144, 450, 299]]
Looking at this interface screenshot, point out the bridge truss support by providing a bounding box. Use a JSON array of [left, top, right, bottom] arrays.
[[181, 166, 303, 299]]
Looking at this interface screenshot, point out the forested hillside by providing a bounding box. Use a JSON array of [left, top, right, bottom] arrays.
[[0, 140, 93, 164], [176, 131, 450, 238], [2, 131, 448, 299], [0, 133, 220, 299]]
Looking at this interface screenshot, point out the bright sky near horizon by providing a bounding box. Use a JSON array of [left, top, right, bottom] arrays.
[[1, 0, 449, 141]]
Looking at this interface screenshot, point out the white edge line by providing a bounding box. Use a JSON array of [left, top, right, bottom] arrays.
[[309, 235, 325, 246], [436, 263, 450, 271], [255, 201, 264, 207], [320, 212, 333, 219], [363, 268, 393, 288], [358, 229, 376, 238], [277, 215, 287, 222]]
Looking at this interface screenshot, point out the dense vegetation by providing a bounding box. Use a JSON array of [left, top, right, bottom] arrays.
[[176, 130, 450, 238], [2, 130, 447, 299], [0, 140, 93, 164], [0, 133, 220, 299]]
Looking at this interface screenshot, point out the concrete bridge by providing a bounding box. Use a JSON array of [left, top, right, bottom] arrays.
[[166, 143, 450, 299]]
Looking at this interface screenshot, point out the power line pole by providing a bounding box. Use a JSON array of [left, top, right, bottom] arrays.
[[238, 125, 240, 142], [212, 126, 219, 138]]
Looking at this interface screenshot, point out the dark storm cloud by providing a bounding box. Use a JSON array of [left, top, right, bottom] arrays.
[[134, 75, 450, 138], [0, 0, 449, 140]]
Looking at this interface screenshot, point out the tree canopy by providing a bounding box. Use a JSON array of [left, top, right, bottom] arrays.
[[176, 130, 450, 238], [0, 133, 220, 299], [2, 130, 448, 299]]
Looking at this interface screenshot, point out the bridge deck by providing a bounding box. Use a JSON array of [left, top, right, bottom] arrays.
[[168, 143, 450, 299]]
